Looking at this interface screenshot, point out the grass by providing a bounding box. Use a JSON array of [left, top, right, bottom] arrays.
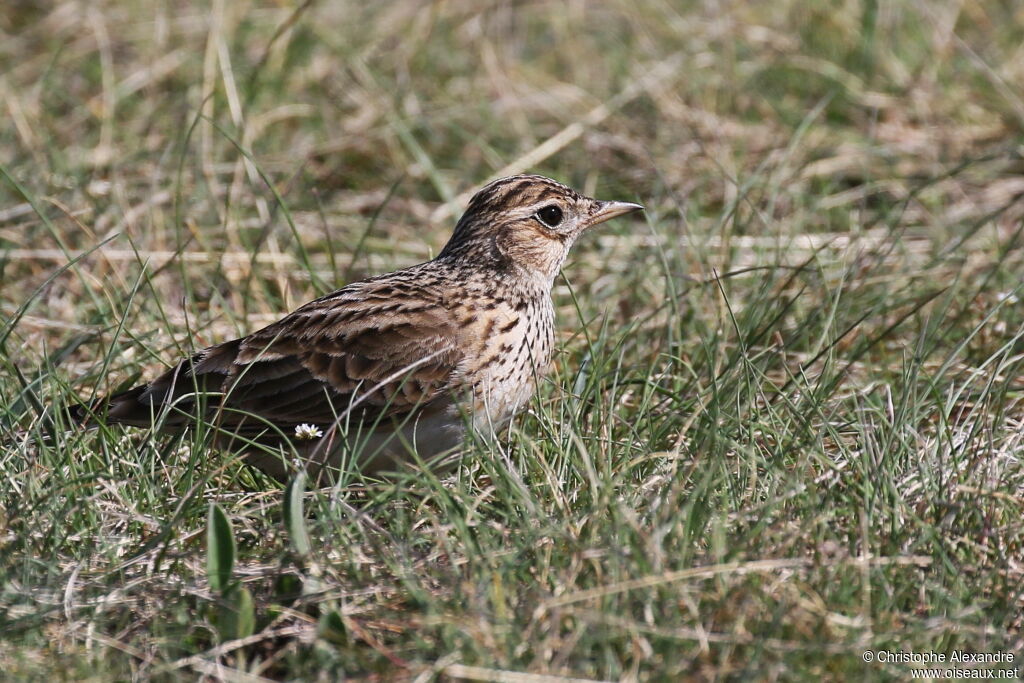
[[2, 0, 1024, 680]]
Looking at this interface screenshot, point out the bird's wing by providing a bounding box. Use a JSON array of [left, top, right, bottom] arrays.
[[103, 278, 465, 433]]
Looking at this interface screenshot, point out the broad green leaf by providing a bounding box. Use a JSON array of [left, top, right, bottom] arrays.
[[206, 502, 234, 593], [222, 584, 256, 641], [283, 472, 311, 557]]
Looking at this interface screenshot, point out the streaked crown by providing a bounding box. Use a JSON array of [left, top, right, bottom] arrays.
[[439, 175, 642, 280]]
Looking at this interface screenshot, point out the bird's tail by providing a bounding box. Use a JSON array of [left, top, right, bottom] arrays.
[[67, 384, 152, 426]]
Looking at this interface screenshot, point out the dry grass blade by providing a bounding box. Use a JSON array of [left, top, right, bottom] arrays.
[[442, 664, 613, 683]]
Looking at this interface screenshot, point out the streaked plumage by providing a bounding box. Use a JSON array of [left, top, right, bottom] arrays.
[[78, 175, 642, 481]]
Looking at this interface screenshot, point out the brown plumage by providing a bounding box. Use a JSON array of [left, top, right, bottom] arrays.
[[78, 175, 642, 481]]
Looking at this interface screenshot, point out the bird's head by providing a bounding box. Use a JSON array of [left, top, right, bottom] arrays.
[[439, 175, 643, 282]]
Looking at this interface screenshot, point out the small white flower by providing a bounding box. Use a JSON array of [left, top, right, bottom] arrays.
[[996, 291, 1019, 305], [294, 423, 323, 440]]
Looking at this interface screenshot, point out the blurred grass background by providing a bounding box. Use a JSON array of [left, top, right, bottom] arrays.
[[2, 0, 1024, 680]]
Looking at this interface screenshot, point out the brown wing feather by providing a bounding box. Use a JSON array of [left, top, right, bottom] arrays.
[[102, 277, 464, 434]]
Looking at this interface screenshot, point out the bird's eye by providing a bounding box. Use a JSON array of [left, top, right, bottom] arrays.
[[537, 205, 564, 228]]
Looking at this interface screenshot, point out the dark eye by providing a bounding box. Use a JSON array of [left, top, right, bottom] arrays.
[[537, 205, 564, 227]]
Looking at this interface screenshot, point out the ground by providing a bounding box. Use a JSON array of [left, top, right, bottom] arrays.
[[2, 1, 1023, 680]]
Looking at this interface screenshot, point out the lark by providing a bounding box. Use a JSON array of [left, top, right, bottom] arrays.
[[77, 175, 642, 481]]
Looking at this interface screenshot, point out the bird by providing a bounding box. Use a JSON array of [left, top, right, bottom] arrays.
[[74, 175, 643, 482]]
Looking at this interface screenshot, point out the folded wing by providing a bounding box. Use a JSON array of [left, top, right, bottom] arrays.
[[101, 280, 463, 436]]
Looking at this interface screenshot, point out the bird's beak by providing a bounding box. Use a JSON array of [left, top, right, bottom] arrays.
[[589, 200, 644, 227]]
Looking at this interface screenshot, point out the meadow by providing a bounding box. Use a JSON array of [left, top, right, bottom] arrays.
[[2, 1, 1024, 680]]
